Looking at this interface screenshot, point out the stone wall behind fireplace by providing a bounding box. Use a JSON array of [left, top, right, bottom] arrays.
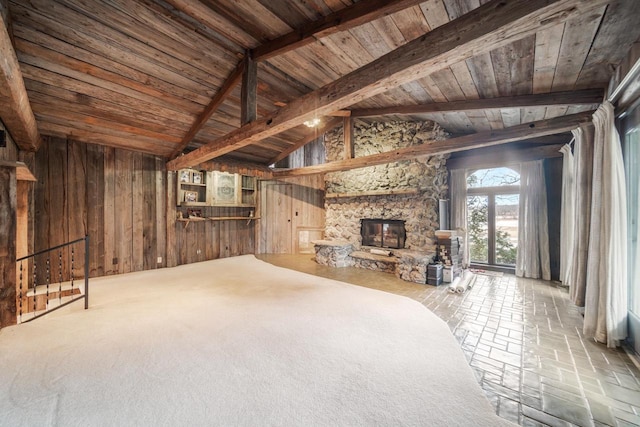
[[324, 120, 450, 252]]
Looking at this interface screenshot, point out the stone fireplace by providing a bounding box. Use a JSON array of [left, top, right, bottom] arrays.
[[323, 120, 450, 252]]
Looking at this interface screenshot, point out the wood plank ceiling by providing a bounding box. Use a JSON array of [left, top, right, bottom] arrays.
[[5, 0, 640, 167]]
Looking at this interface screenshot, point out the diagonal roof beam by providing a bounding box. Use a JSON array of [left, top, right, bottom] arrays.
[[169, 62, 242, 159], [0, 4, 40, 151], [167, 0, 607, 171], [271, 111, 594, 177], [350, 89, 604, 117], [172, 0, 416, 158], [253, 0, 428, 61]]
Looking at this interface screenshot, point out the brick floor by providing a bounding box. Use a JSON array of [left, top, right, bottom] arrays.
[[257, 254, 640, 426]]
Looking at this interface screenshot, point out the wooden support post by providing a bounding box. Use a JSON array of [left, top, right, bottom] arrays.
[[241, 50, 257, 125], [0, 165, 16, 328], [343, 117, 353, 160]]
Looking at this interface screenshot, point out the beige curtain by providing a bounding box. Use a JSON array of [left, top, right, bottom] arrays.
[[515, 160, 550, 280], [559, 143, 575, 285], [583, 101, 628, 348], [568, 125, 594, 307], [449, 169, 469, 267]]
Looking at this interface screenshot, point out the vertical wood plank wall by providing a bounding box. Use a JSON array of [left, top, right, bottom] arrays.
[[258, 175, 325, 254], [32, 137, 259, 280]]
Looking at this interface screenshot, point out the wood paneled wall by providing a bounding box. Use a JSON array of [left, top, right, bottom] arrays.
[[32, 137, 258, 281], [33, 137, 166, 278]]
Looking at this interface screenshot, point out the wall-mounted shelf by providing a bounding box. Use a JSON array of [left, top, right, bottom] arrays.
[[176, 216, 260, 228]]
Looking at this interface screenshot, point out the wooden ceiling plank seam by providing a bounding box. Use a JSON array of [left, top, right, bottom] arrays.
[[442, 0, 480, 20], [32, 99, 181, 144], [53, 0, 237, 82], [23, 78, 190, 132], [576, 0, 640, 88], [160, 0, 258, 48], [126, 0, 241, 61], [532, 22, 565, 94], [167, 0, 611, 170], [551, 5, 607, 91], [490, 35, 536, 97], [9, 2, 223, 95], [500, 108, 522, 127], [13, 23, 215, 106], [33, 109, 181, 144], [430, 67, 467, 102], [200, 0, 282, 43], [169, 62, 243, 159], [466, 52, 501, 100], [15, 37, 207, 114], [0, 4, 41, 151], [449, 61, 480, 100], [544, 105, 569, 120], [152, 0, 245, 55], [419, 0, 450, 30], [13, 0, 229, 90], [257, 0, 320, 28], [370, 15, 409, 50], [389, 5, 431, 41], [520, 106, 547, 124], [398, 81, 434, 105], [28, 92, 186, 139], [272, 111, 594, 177], [416, 75, 448, 103], [252, 0, 427, 61], [20, 64, 196, 125]]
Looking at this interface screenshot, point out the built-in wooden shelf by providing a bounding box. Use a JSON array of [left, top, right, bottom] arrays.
[[176, 216, 260, 228], [325, 188, 419, 198]]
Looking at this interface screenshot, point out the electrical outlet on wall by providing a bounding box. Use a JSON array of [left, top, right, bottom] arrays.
[[157, 257, 162, 264]]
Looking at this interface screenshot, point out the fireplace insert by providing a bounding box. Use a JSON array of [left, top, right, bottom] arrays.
[[361, 219, 406, 249]]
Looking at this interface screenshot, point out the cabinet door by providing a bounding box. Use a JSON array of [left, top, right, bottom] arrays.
[[212, 171, 239, 205], [263, 183, 293, 253]]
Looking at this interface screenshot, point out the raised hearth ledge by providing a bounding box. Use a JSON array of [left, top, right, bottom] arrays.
[[313, 240, 435, 284], [311, 239, 353, 247]]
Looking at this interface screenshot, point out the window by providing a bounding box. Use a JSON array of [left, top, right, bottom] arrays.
[[622, 104, 640, 354], [466, 167, 520, 267]]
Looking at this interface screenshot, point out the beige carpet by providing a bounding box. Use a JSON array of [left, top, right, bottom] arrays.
[[0, 255, 513, 426]]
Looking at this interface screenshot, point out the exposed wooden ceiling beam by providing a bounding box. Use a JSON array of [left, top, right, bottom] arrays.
[[252, 0, 427, 61], [350, 89, 604, 117], [271, 111, 593, 177], [169, 62, 242, 159], [267, 117, 342, 166], [446, 144, 565, 170], [166, 0, 606, 171], [0, 6, 40, 151]]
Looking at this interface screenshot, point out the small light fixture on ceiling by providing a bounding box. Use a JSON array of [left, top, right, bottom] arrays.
[[303, 117, 321, 128]]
